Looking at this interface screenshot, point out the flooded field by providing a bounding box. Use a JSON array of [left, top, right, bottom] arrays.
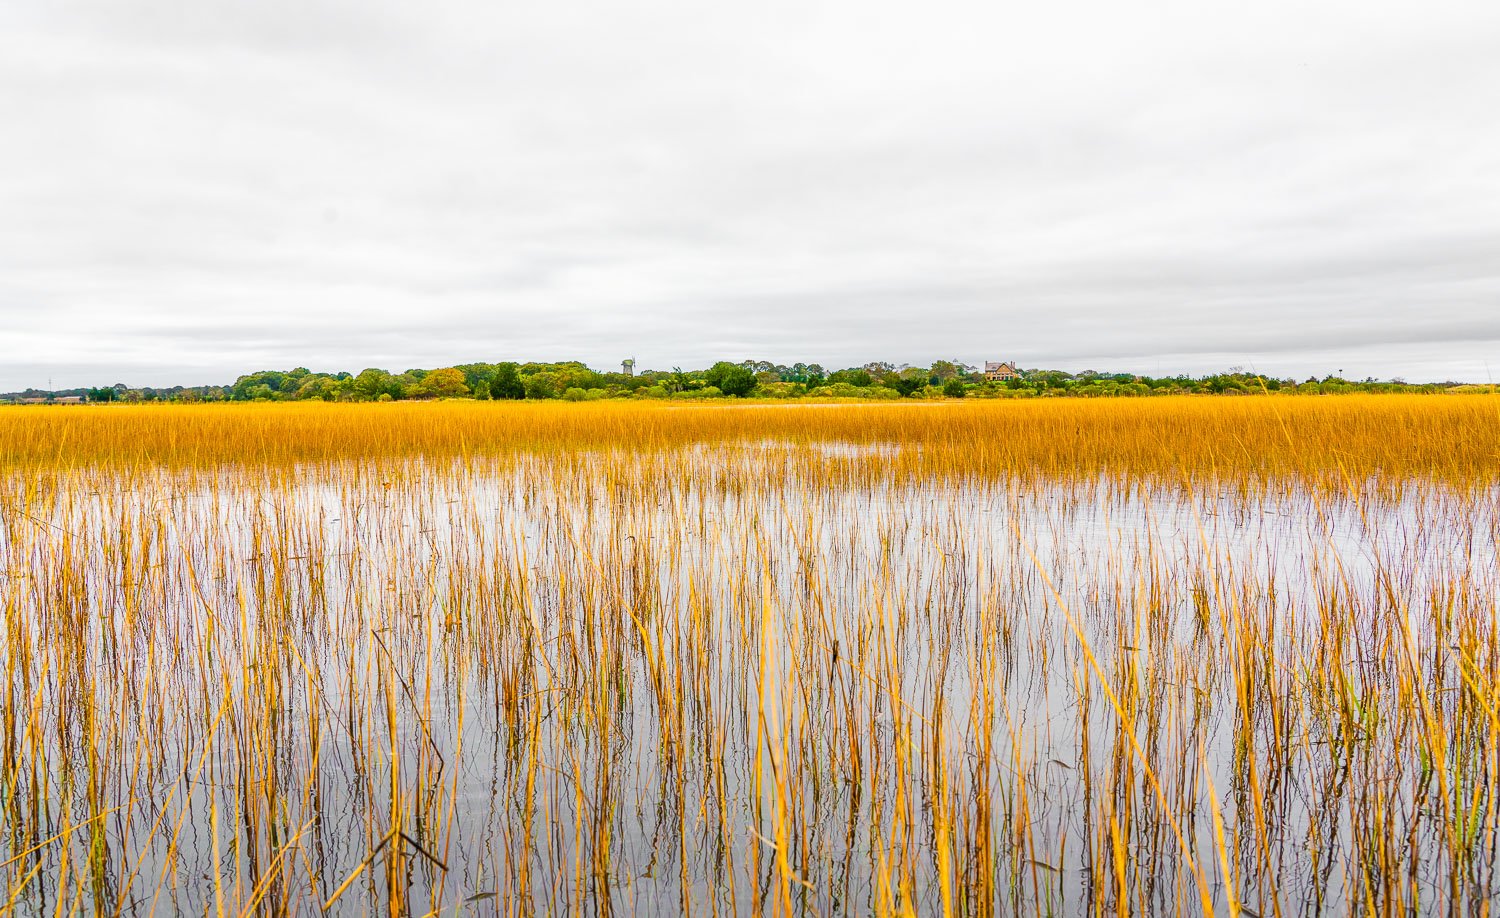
[[1, 399, 1498, 915]]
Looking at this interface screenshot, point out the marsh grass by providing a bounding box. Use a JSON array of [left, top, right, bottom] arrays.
[[0, 397, 1497, 914]]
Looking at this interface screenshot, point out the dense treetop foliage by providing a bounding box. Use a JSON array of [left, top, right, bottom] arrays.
[[3, 360, 1482, 404]]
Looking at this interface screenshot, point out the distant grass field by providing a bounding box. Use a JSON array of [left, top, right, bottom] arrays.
[[1, 397, 1497, 913], [3, 396, 1497, 482]]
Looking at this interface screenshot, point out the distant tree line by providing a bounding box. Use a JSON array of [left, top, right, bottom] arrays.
[[3, 362, 1482, 404]]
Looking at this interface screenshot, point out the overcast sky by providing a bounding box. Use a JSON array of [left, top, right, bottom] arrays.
[[3, 0, 1499, 389]]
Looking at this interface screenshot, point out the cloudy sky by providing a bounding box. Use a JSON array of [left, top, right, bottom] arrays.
[[3, 0, 1498, 389]]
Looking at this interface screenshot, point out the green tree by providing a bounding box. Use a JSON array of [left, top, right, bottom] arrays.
[[704, 362, 757, 397], [942, 378, 967, 398], [279, 368, 311, 394], [230, 370, 285, 400], [415, 367, 470, 399], [827, 369, 872, 387], [491, 363, 526, 400], [889, 376, 923, 397], [296, 376, 339, 400], [929, 360, 962, 382], [524, 374, 557, 400], [353, 368, 399, 401], [560, 368, 605, 391]]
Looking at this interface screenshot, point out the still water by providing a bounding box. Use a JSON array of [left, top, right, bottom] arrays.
[[3, 445, 1498, 914]]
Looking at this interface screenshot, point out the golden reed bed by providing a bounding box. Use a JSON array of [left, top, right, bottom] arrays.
[[3, 395, 1498, 482], [0, 396, 1498, 915]]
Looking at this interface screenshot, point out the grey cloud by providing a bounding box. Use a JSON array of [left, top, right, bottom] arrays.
[[2, 0, 1499, 389]]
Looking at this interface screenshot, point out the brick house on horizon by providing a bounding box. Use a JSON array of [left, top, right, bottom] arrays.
[[984, 361, 1021, 381]]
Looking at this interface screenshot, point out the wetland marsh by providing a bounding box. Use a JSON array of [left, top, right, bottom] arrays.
[[1, 398, 1497, 915]]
